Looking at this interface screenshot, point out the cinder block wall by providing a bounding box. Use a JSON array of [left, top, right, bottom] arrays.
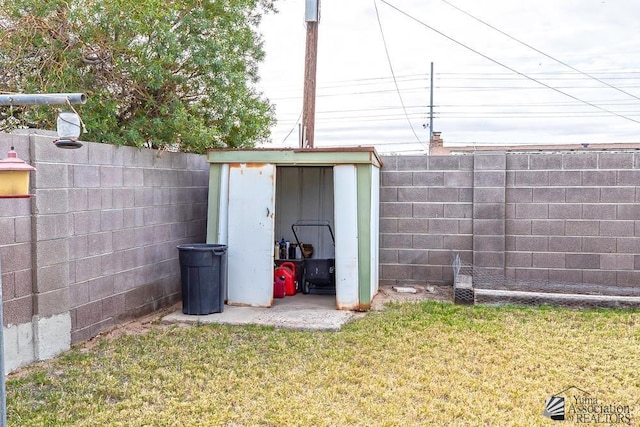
[[380, 151, 640, 289], [0, 132, 209, 371], [379, 155, 474, 286]]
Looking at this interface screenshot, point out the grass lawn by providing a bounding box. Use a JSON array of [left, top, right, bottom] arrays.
[[7, 302, 639, 426]]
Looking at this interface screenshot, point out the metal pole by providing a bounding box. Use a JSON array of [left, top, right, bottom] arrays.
[[0, 257, 6, 427], [0, 93, 87, 106]]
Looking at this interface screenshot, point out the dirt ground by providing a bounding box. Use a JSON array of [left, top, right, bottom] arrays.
[[370, 284, 453, 310]]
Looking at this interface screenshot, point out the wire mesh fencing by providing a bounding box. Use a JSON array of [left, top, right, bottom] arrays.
[[452, 253, 640, 309]]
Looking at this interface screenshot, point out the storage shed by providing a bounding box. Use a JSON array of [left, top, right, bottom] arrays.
[[206, 148, 381, 311]]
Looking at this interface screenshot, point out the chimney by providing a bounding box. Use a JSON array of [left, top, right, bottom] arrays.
[[430, 132, 443, 148]]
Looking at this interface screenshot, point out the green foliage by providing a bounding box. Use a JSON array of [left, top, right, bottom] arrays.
[[0, 0, 277, 153]]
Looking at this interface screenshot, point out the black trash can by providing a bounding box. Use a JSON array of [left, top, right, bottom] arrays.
[[177, 244, 227, 315]]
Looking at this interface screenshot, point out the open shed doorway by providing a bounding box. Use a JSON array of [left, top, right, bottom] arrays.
[[273, 166, 336, 308]]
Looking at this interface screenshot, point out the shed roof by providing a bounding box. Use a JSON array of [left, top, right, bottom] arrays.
[[207, 147, 382, 168]]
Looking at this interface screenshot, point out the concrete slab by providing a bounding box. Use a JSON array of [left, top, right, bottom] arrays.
[[162, 294, 359, 331]]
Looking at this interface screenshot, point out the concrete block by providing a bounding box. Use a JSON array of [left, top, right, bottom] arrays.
[[381, 202, 412, 218], [69, 282, 89, 308], [33, 312, 71, 361], [506, 251, 532, 268], [601, 187, 635, 203], [532, 188, 565, 203], [530, 154, 563, 170], [429, 187, 460, 202], [515, 235, 548, 251], [617, 238, 640, 254], [563, 153, 597, 169], [75, 301, 104, 330], [474, 204, 505, 220], [397, 218, 429, 234], [33, 163, 69, 189], [582, 204, 616, 220], [599, 221, 634, 237], [428, 219, 459, 234], [379, 218, 398, 233], [98, 188, 113, 209], [532, 252, 565, 268], [548, 236, 582, 252], [100, 166, 124, 188], [379, 187, 398, 202], [396, 156, 428, 171], [3, 296, 33, 325], [398, 249, 428, 265], [549, 269, 582, 283], [87, 231, 113, 256], [473, 219, 504, 235], [102, 293, 126, 320], [515, 171, 549, 186], [413, 203, 444, 218], [123, 167, 144, 187], [36, 213, 72, 240], [506, 154, 529, 169], [74, 255, 102, 283], [565, 253, 600, 269], [398, 187, 428, 202], [581, 272, 629, 288], [616, 270, 640, 287], [531, 220, 565, 236], [514, 268, 549, 282], [473, 235, 505, 252], [412, 171, 444, 186], [515, 203, 548, 219], [600, 254, 634, 271], [506, 187, 532, 204], [379, 249, 398, 263], [14, 269, 32, 298], [381, 233, 412, 249], [617, 170, 640, 186], [459, 188, 473, 202], [36, 263, 69, 293], [548, 171, 582, 186], [0, 218, 15, 245], [68, 188, 88, 211], [473, 251, 504, 268], [565, 220, 599, 236], [582, 237, 616, 253], [380, 264, 413, 280], [380, 155, 397, 170], [548, 203, 581, 219], [73, 211, 102, 234], [0, 243, 32, 272], [35, 189, 69, 214], [443, 235, 472, 251], [428, 156, 461, 170], [598, 153, 633, 169], [14, 216, 31, 243], [100, 209, 124, 231], [474, 187, 506, 204], [123, 208, 145, 228], [474, 171, 506, 187], [443, 203, 472, 219], [413, 234, 444, 250], [443, 171, 472, 187], [87, 142, 114, 165], [617, 205, 640, 220], [382, 170, 414, 187], [68, 235, 88, 260], [474, 153, 506, 170], [582, 170, 616, 186], [73, 164, 101, 188]]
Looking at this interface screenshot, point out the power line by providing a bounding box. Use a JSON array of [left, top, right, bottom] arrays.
[[373, 0, 427, 150], [439, 0, 640, 102], [379, 0, 640, 126]]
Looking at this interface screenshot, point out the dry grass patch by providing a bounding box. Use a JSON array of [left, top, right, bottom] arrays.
[[7, 302, 640, 426]]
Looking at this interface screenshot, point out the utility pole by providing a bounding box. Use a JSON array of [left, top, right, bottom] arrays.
[[429, 62, 434, 143], [301, 0, 320, 148]]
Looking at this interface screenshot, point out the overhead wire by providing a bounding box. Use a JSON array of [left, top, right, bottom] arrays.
[[379, 0, 640, 125], [438, 0, 640, 102], [373, 0, 427, 150]]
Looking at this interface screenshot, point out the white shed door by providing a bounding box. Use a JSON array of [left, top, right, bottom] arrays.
[[226, 163, 276, 307]]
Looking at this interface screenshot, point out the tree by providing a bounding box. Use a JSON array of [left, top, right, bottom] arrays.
[[0, 0, 276, 153]]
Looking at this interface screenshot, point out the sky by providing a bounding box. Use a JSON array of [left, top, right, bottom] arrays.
[[256, 0, 640, 154]]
